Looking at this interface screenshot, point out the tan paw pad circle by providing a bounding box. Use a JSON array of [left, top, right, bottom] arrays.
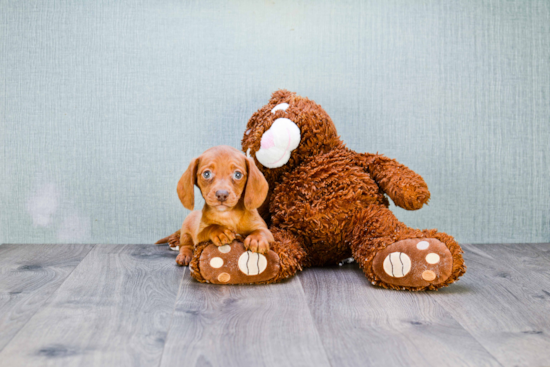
[[382, 252, 411, 278], [425, 253, 440, 264], [210, 257, 224, 268], [218, 245, 231, 253], [422, 270, 436, 281], [217, 272, 231, 283], [238, 251, 268, 276]]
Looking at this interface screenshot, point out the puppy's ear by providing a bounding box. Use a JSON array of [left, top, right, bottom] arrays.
[[177, 157, 199, 210], [244, 157, 269, 210]]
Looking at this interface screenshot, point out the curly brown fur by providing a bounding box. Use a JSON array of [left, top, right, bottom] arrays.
[[189, 241, 210, 283], [267, 228, 309, 282], [356, 153, 431, 210], [239, 90, 465, 290]]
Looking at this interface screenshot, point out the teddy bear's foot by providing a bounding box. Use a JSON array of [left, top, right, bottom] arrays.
[[372, 238, 454, 289], [192, 240, 280, 284]]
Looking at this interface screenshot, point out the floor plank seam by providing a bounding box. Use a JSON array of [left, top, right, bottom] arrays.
[[428, 292, 505, 367], [296, 272, 334, 367], [428, 244, 506, 367], [0, 244, 96, 356], [156, 266, 188, 367]]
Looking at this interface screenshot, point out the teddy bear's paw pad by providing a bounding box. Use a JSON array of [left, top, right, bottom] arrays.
[[372, 238, 453, 288], [198, 241, 280, 284]]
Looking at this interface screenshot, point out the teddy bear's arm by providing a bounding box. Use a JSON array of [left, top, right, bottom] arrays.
[[357, 153, 430, 210]]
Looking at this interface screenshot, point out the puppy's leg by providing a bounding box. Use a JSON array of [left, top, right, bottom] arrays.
[[175, 232, 194, 266], [155, 230, 181, 250], [176, 211, 202, 265]]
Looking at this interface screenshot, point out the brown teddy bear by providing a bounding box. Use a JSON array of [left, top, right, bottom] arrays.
[[165, 90, 466, 291]]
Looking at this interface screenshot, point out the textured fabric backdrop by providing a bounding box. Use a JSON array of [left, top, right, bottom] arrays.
[[1, 0, 549, 245]]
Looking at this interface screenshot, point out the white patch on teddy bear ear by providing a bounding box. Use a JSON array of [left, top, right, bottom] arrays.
[[271, 103, 289, 113], [256, 118, 301, 168]]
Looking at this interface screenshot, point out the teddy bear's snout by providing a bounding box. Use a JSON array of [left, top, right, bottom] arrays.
[[255, 118, 301, 169]]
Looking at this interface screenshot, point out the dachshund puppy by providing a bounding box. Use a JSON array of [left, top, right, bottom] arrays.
[[157, 145, 274, 266]]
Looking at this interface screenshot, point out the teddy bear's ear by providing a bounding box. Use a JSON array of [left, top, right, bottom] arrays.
[[270, 89, 294, 104]]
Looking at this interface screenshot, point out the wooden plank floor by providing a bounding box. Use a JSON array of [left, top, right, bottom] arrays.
[[0, 243, 549, 367], [0, 244, 94, 351]]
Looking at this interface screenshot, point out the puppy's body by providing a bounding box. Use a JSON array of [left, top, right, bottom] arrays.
[[159, 145, 273, 266]]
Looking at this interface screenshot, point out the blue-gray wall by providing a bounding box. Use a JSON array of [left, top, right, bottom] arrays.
[[1, 0, 549, 245]]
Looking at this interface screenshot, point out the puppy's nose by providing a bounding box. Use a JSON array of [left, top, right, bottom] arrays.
[[216, 190, 229, 202]]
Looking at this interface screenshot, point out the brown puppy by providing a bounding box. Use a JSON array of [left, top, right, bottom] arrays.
[[158, 145, 274, 266]]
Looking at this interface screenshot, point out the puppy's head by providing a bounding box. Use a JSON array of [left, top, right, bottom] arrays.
[[177, 145, 268, 212]]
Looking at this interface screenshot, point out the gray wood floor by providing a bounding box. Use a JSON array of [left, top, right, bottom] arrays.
[[0, 243, 549, 367]]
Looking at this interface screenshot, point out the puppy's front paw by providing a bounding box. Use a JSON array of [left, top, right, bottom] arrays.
[[176, 247, 193, 266], [209, 227, 236, 246], [244, 234, 270, 254]]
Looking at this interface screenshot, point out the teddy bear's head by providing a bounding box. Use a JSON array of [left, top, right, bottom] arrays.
[[242, 90, 343, 184]]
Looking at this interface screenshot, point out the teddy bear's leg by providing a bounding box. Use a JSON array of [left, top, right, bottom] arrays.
[[188, 227, 308, 285], [348, 205, 466, 291], [267, 227, 310, 282]]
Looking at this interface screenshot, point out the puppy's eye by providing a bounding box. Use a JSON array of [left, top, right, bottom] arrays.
[[233, 171, 243, 180], [202, 170, 212, 179]]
